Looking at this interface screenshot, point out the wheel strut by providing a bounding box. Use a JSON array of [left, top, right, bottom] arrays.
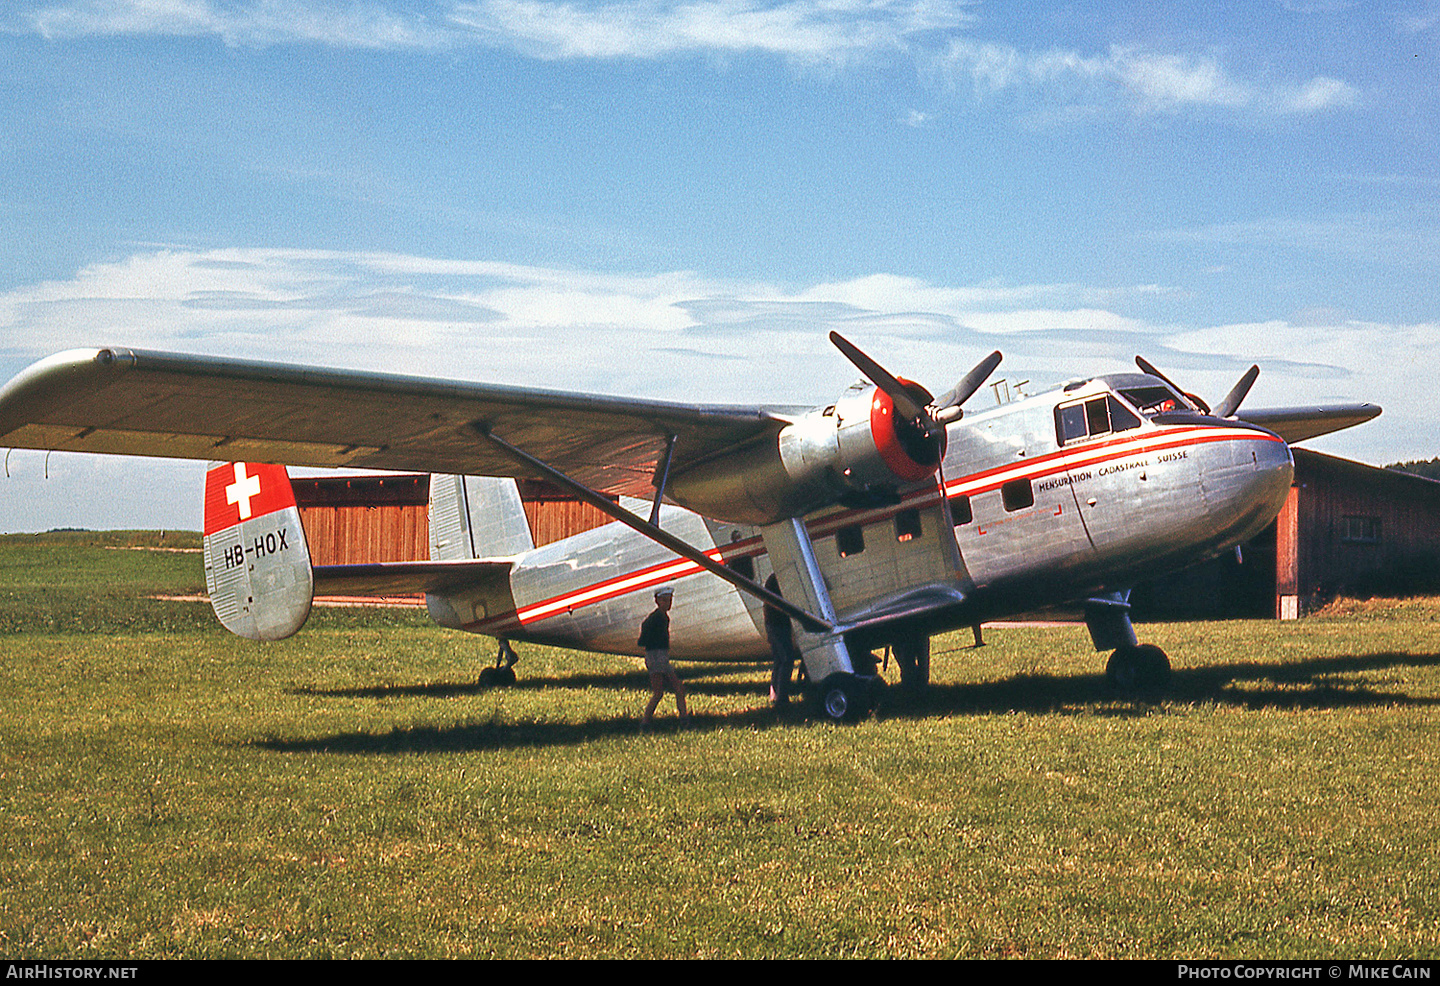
[[480, 639, 519, 686]]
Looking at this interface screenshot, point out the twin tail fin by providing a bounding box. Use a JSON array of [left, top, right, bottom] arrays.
[[202, 461, 313, 640]]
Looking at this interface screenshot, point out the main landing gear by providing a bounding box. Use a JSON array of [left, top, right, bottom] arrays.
[[814, 672, 886, 723], [1104, 643, 1171, 697], [479, 639, 519, 686], [1086, 590, 1171, 699]]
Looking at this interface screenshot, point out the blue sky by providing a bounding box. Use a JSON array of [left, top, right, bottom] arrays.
[[1, 0, 1437, 530]]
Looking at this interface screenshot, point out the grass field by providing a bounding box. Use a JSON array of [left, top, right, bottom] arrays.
[[3, 531, 1440, 958]]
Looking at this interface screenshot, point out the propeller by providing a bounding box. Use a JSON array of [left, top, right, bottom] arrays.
[[1213, 364, 1260, 419], [830, 331, 1002, 438], [932, 349, 1006, 426], [1135, 356, 1260, 418]]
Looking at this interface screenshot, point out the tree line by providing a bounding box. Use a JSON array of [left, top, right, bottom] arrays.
[[1387, 457, 1440, 481]]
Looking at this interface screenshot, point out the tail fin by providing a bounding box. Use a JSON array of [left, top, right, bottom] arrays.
[[429, 475, 535, 560], [202, 461, 313, 640]]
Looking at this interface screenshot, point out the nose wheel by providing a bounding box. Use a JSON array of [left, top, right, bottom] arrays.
[[1105, 644, 1170, 697]]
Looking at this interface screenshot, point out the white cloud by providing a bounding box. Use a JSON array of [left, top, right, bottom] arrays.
[[1, 247, 1420, 434], [448, 0, 974, 64], [933, 40, 1359, 116], [1396, 6, 1440, 34], [16, 2, 1361, 122], [1165, 317, 1439, 459], [25, 0, 450, 48], [1154, 207, 1440, 270], [1, 247, 1431, 528], [0, 248, 1153, 413], [21, 0, 975, 60]]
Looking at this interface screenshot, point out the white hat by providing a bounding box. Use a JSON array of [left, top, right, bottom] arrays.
[[654, 586, 674, 598]]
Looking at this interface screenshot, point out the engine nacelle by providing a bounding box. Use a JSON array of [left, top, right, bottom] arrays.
[[668, 381, 946, 526]]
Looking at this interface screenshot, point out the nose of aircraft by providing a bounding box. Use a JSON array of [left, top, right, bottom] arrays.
[[1214, 426, 1295, 545]]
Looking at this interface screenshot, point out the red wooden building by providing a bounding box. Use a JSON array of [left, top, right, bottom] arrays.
[[1273, 449, 1440, 617], [290, 473, 612, 566]]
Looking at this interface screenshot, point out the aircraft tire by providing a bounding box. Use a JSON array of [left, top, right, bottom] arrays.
[[816, 673, 870, 723], [480, 666, 516, 687], [1106, 644, 1171, 697]]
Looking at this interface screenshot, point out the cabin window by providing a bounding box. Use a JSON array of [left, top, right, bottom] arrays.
[[1056, 395, 1142, 445], [1085, 396, 1111, 436], [1057, 402, 1087, 444], [1001, 478, 1034, 512], [836, 524, 866, 558], [895, 508, 922, 542], [949, 495, 973, 527], [1109, 396, 1141, 431], [1340, 516, 1381, 545]]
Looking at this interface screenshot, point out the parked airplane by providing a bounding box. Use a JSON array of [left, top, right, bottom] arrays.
[[0, 336, 1379, 720]]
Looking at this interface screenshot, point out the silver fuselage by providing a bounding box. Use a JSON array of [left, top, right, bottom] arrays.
[[427, 374, 1295, 660]]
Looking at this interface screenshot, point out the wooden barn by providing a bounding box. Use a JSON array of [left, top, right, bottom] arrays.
[[513, 478, 617, 548], [1274, 449, 1440, 617], [290, 473, 430, 566], [290, 473, 613, 565]]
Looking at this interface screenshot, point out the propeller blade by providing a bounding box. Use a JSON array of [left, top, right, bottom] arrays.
[[1135, 355, 1211, 414], [932, 350, 1003, 417], [829, 331, 930, 423], [1213, 364, 1260, 419], [1135, 355, 1184, 394]]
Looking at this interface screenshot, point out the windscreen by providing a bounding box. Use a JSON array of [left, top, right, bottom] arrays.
[[1117, 385, 1192, 417]]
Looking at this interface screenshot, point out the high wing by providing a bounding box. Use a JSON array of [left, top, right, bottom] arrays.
[[1237, 404, 1382, 444], [0, 347, 797, 498]]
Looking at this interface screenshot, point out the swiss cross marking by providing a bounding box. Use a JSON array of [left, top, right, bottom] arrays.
[[226, 463, 262, 520]]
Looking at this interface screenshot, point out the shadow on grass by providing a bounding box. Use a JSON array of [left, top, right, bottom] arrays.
[[254, 701, 807, 755], [893, 650, 1440, 720], [292, 661, 767, 700], [255, 650, 1440, 755]]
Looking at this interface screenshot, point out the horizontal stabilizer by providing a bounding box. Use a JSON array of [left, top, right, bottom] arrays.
[[313, 559, 514, 597], [1238, 404, 1381, 444]]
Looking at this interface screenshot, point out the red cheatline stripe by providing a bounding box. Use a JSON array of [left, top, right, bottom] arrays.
[[942, 424, 1281, 499]]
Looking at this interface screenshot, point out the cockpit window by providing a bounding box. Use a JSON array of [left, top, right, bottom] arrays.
[[1118, 385, 1190, 417], [1056, 394, 1142, 445]]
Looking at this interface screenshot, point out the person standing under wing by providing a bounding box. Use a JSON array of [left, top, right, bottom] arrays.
[[638, 586, 689, 728]]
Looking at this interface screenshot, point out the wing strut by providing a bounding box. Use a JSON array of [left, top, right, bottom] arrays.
[[474, 424, 833, 633], [649, 432, 678, 526]]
